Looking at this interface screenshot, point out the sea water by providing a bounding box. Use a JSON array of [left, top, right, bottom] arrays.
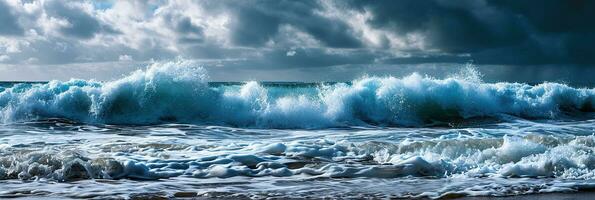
[[1, 61, 595, 199]]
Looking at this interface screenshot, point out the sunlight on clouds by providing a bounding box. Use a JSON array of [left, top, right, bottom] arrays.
[[0, 0, 592, 82]]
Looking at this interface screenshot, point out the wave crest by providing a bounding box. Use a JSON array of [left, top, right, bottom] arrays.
[[1, 61, 594, 127]]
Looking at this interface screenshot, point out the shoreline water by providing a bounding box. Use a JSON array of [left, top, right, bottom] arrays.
[[461, 192, 595, 200], [7, 191, 595, 199]]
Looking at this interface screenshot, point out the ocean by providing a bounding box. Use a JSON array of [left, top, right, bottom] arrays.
[[1, 62, 595, 199]]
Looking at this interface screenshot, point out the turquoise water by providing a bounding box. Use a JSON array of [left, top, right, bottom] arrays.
[[1, 61, 595, 199]]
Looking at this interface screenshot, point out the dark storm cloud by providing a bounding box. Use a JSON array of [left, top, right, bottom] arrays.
[[489, 0, 595, 33], [192, 0, 595, 66], [345, 0, 528, 52], [0, 1, 24, 36], [160, 14, 205, 44], [45, 0, 118, 39], [488, 0, 595, 64], [227, 0, 362, 48], [175, 17, 204, 43], [2, 0, 595, 82], [344, 0, 595, 65]]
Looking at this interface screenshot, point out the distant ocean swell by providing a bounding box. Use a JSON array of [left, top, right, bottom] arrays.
[[0, 60, 594, 127]]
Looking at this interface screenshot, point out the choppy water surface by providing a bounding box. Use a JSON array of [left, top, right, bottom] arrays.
[[1, 61, 595, 199]]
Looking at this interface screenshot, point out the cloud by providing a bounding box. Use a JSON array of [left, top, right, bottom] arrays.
[[173, 17, 205, 44], [226, 0, 362, 48], [0, 1, 25, 36], [0, 54, 9, 62], [489, 0, 595, 33], [343, 0, 595, 65], [43, 0, 117, 39], [346, 0, 527, 52], [0, 0, 594, 81], [487, 0, 595, 64], [118, 54, 133, 61]]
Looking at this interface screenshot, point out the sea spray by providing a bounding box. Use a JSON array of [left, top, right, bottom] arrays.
[[0, 60, 594, 127]]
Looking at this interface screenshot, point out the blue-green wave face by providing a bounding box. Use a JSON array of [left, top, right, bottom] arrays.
[[0, 60, 594, 128]]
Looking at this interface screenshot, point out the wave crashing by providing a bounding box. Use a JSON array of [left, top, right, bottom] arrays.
[[1, 60, 594, 127]]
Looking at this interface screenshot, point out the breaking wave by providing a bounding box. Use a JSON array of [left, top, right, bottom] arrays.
[[0, 60, 594, 128]]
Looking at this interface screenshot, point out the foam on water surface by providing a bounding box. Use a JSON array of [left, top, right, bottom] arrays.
[[1, 61, 595, 199], [1, 118, 595, 198]]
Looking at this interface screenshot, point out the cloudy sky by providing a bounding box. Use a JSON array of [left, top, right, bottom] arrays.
[[0, 0, 594, 83]]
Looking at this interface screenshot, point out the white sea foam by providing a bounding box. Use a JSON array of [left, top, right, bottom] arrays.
[[0, 121, 594, 198], [1, 61, 595, 198], [0, 60, 593, 127], [2, 133, 595, 182]]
